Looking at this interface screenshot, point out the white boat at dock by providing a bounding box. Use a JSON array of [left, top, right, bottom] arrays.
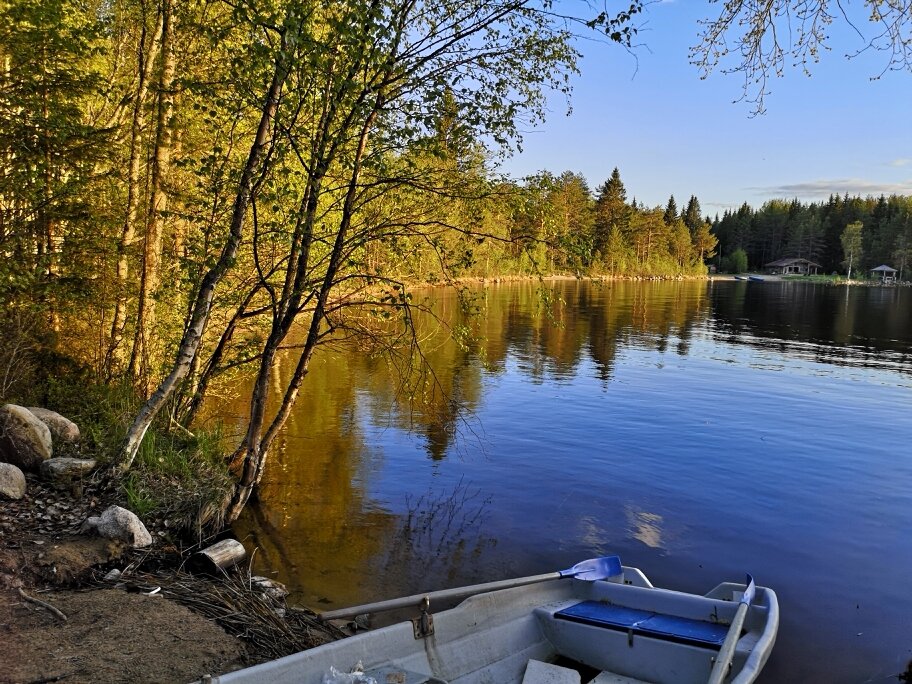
[[212, 556, 778, 684]]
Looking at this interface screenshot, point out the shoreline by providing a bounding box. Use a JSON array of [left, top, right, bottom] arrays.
[[0, 471, 343, 684]]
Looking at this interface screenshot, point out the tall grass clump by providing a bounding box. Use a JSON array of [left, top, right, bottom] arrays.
[[128, 423, 234, 536], [40, 374, 234, 539]]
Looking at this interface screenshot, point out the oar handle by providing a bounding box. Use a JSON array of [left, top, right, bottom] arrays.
[[707, 601, 749, 684], [319, 572, 559, 622], [707, 576, 756, 684]]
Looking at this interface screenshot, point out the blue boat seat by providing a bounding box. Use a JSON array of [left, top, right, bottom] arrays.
[[554, 601, 731, 650]]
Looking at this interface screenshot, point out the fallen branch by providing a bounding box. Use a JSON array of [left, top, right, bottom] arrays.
[[170, 416, 196, 438], [18, 588, 68, 622]]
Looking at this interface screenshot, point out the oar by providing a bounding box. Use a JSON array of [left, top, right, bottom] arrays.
[[707, 574, 756, 684], [319, 555, 623, 622]]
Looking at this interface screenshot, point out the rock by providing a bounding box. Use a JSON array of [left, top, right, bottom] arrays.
[[0, 404, 53, 470], [81, 505, 153, 548], [0, 462, 26, 500], [27, 407, 81, 444], [40, 457, 97, 487], [251, 576, 289, 601]]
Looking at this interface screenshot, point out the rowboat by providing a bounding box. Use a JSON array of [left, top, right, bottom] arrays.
[[748, 276, 764, 283], [733, 275, 749, 281], [212, 557, 778, 684]]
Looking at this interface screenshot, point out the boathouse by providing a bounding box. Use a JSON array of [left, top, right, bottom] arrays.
[[763, 257, 821, 275]]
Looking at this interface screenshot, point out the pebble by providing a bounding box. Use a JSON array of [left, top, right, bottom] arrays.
[[0, 471, 119, 545]]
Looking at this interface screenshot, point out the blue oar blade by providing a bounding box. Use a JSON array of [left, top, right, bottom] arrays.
[[559, 555, 623, 581]]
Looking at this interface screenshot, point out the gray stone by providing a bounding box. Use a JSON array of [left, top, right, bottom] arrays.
[[81, 505, 153, 548], [251, 576, 289, 601], [0, 404, 53, 470], [40, 457, 96, 486], [0, 462, 26, 500], [27, 407, 80, 444]]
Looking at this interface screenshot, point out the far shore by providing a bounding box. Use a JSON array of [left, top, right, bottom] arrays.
[[710, 273, 909, 286], [414, 272, 909, 288]]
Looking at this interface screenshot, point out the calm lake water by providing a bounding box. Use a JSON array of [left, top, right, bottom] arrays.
[[218, 279, 912, 683]]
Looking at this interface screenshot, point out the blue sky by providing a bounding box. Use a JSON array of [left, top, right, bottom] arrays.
[[498, 1, 912, 216]]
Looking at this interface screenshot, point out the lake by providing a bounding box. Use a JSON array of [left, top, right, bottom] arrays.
[[217, 279, 912, 683]]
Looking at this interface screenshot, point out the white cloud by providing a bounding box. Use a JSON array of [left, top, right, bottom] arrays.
[[704, 201, 740, 211], [748, 178, 912, 199], [889, 158, 912, 167]]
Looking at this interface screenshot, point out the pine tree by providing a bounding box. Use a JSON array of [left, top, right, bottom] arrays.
[[683, 195, 702, 234], [692, 221, 718, 265], [663, 195, 678, 226], [592, 167, 630, 260], [670, 220, 693, 269], [549, 171, 594, 269], [0, 0, 109, 313]]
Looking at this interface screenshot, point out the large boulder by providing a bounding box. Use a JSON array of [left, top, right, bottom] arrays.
[[41, 457, 97, 487], [0, 462, 26, 500], [0, 404, 53, 471], [81, 505, 153, 548], [27, 407, 80, 444]]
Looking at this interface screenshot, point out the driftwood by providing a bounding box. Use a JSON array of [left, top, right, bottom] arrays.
[[18, 588, 68, 622], [189, 538, 246, 574]]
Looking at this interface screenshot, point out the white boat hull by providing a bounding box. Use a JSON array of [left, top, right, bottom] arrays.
[[213, 567, 778, 684]]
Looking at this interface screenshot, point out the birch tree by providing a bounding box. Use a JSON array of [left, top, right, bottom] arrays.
[[692, 0, 912, 114], [841, 220, 863, 279], [115, 0, 642, 523]]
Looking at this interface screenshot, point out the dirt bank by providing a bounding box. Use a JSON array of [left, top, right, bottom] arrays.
[[0, 586, 246, 683], [0, 473, 343, 684]]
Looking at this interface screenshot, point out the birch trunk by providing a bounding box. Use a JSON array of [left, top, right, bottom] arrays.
[[225, 107, 379, 523], [105, 8, 163, 378], [130, 0, 174, 392], [117, 40, 290, 472]]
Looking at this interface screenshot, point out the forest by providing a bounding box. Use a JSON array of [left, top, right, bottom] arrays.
[[509, 175, 912, 280], [711, 194, 912, 277], [1, 0, 910, 526]]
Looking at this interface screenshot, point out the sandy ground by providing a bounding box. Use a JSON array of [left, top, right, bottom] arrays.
[[0, 586, 247, 683], [0, 476, 252, 684]]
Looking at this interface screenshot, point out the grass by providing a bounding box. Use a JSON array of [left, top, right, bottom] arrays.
[[781, 274, 844, 284], [37, 375, 235, 539], [128, 424, 234, 535], [122, 471, 157, 518]]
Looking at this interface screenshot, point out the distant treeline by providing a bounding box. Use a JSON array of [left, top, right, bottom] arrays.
[[711, 194, 912, 276], [501, 168, 717, 278], [507, 172, 912, 279]]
